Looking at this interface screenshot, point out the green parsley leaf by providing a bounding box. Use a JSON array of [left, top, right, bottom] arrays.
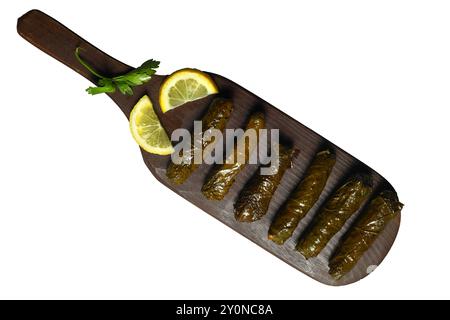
[[75, 47, 159, 96]]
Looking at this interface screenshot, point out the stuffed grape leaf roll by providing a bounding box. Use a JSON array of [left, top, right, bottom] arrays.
[[234, 145, 294, 222], [329, 190, 403, 279], [202, 112, 266, 200], [268, 149, 336, 245], [166, 98, 233, 185], [296, 174, 372, 259]]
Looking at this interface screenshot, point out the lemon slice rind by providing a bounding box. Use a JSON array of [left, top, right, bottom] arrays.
[[130, 95, 174, 155], [159, 68, 218, 113]]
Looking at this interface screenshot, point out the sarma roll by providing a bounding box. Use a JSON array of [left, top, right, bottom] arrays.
[[234, 145, 294, 222], [268, 149, 336, 245], [202, 112, 266, 200], [329, 191, 403, 279], [166, 98, 233, 185], [296, 174, 372, 259]]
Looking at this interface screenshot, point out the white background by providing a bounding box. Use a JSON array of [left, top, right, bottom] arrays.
[[0, 1, 449, 299]]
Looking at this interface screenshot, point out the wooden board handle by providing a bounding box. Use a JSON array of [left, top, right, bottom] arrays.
[[17, 9, 132, 84]]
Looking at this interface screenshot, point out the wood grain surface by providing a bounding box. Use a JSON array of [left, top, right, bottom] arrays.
[[17, 9, 401, 286]]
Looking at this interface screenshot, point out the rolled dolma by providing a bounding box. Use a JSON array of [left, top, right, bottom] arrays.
[[296, 174, 372, 259], [234, 145, 294, 222], [329, 191, 403, 279], [268, 149, 336, 245], [166, 98, 233, 185], [202, 112, 266, 200]]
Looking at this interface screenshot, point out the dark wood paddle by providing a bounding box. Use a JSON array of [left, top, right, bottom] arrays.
[[17, 9, 401, 286]]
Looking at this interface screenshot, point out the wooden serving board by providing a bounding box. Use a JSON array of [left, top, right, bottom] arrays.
[[17, 9, 401, 286]]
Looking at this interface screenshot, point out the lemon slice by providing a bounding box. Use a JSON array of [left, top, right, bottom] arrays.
[[159, 68, 219, 113], [129, 95, 174, 155]]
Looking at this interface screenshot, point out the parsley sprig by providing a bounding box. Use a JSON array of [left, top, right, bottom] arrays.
[[75, 47, 159, 95]]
